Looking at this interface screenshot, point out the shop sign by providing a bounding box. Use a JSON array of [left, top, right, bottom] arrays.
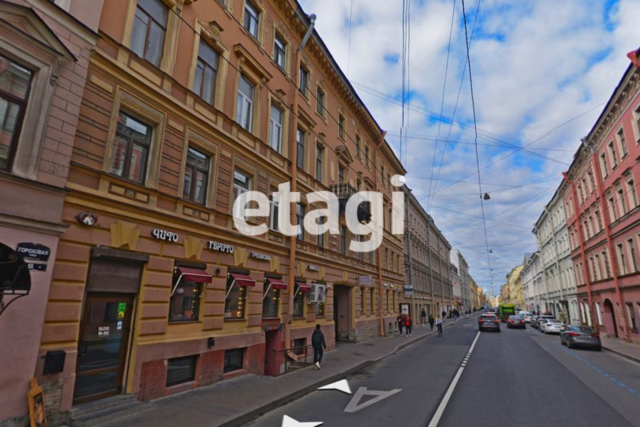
[[401, 304, 409, 315], [358, 275, 373, 286], [308, 265, 319, 272], [98, 326, 110, 337], [250, 252, 271, 261], [404, 284, 414, 296], [208, 241, 234, 253], [16, 243, 50, 261], [152, 229, 179, 242]]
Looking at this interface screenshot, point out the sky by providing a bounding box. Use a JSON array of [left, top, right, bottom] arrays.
[[298, 0, 640, 297]]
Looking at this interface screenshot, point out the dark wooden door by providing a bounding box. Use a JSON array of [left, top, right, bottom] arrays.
[[74, 293, 134, 404]]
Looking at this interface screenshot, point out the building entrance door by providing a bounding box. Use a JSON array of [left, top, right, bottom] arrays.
[[334, 285, 352, 342], [264, 329, 282, 376], [603, 299, 618, 338], [74, 293, 134, 404]]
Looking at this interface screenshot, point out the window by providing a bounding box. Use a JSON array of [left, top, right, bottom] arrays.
[[244, 1, 259, 39], [627, 303, 637, 331], [299, 66, 309, 97], [618, 243, 628, 275], [274, 34, 286, 69], [600, 153, 608, 177], [296, 203, 305, 240], [316, 145, 323, 182], [293, 284, 305, 317], [608, 196, 617, 222], [338, 165, 345, 186], [131, 0, 167, 66], [269, 192, 279, 232], [317, 217, 325, 249], [183, 147, 210, 205], [110, 112, 152, 183], [387, 173, 391, 190], [617, 187, 626, 217], [628, 179, 638, 209], [608, 141, 618, 168], [629, 239, 638, 273], [224, 349, 244, 373], [380, 165, 385, 186], [262, 280, 280, 318], [340, 226, 347, 255], [635, 106, 640, 141], [617, 128, 628, 158], [236, 75, 254, 131], [316, 87, 325, 116], [360, 287, 365, 313], [370, 288, 375, 313], [358, 236, 365, 261], [338, 113, 345, 139], [166, 356, 197, 386], [365, 146, 370, 168], [356, 135, 361, 157], [296, 128, 305, 169], [225, 275, 248, 319], [232, 171, 251, 218], [169, 271, 203, 322], [194, 39, 219, 105], [0, 54, 32, 171], [603, 250, 612, 278], [269, 104, 283, 153]]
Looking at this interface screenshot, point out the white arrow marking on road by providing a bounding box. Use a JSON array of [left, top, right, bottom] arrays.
[[343, 387, 402, 413], [318, 379, 352, 394], [281, 415, 323, 427]]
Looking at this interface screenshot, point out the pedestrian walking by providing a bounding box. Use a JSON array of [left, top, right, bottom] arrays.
[[436, 316, 443, 337], [429, 315, 435, 331], [311, 324, 326, 369], [405, 316, 413, 337], [442, 310, 446, 319], [421, 308, 427, 326], [397, 314, 404, 336]]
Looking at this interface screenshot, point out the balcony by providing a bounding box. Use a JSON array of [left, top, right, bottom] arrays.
[[330, 184, 371, 222]]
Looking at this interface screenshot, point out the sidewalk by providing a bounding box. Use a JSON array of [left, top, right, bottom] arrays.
[[601, 335, 640, 365], [105, 318, 464, 427]]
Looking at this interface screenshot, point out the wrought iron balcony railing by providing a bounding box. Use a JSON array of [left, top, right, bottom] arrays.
[[329, 184, 371, 222]]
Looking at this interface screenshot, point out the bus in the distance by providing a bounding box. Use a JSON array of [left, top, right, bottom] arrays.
[[498, 303, 516, 322]]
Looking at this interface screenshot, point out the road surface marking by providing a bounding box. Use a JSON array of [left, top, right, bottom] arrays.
[[318, 379, 351, 394], [281, 415, 323, 426], [343, 387, 402, 413], [427, 331, 481, 427]]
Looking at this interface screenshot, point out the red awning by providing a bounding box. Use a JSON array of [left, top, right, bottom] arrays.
[[267, 278, 288, 290], [231, 273, 255, 287], [296, 282, 311, 293], [178, 267, 212, 283]]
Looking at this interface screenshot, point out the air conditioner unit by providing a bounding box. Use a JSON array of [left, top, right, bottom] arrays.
[[308, 283, 326, 304]]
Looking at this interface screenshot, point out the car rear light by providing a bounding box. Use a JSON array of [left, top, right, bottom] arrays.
[[567, 332, 580, 337], [478, 319, 485, 323], [591, 333, 600, 339], [493, 320, 499, 323]]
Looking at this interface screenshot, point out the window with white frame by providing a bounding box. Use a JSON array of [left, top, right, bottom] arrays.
[[296, 127, 305, 169], [274, 33, 286, 70], [317, 216, 325, 249], [617, 187, 626, 217], [600, 153, 608, 177], [316, 87, 325, 116], [194, 39, 219, 105], [608, 195, 617, 222], [269, 104, 283, 153], [626, 303, 637, 331], [295, 203, 305, 241], [131, 0, 168, 67], [618, 128, 628, 158], [608, 141, 618, 168], [628, 238, 638, 273], [628, 179, 638, 210], [236, 75, 254, 131], [618, 243, 628, 275], [269, 191, 279, 232], [244, 1, 260, 39], [315, 144, 323, 182], [635, 105, 640, 142], [299, 65, 309, 97], [232, 170, 251, 218]]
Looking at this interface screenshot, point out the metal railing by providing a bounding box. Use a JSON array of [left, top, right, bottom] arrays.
[[329, 184, 371, 221], [272, 344, 314, 375]]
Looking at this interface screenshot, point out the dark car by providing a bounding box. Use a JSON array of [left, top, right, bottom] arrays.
[[560, 325, 602, 350], [507, 315, 526, 329], [479, 314, 501, 332]]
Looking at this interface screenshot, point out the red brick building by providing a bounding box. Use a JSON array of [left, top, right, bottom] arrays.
[[564, 62, 640, 343]]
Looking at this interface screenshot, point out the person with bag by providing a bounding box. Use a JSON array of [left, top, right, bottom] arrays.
[[436, 316, 443, 337], [429, 315, 435, 331], [405, 316, 413, 337], [311, 324, 327, 369], [397, 314, 404, 336]]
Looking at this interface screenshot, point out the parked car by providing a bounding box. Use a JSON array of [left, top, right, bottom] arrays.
[[541, 319, 564, 334], [479, 314, 501, 332], [507, 315, 526, 329], [560, 325, 602, 350], [533, 314, 555, 330], [519, 311, 532, 323]]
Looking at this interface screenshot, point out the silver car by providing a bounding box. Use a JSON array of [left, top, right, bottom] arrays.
[[541, 319, 564, 334]]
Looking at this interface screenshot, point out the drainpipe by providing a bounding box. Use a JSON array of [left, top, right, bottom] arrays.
[[427, 218, 435, 315], [405, 187, 413, 312], [375, 146, 385, 336], [588, 146, 629, 339], [562, 171, 599, 334], [286, 13, 316, 362]]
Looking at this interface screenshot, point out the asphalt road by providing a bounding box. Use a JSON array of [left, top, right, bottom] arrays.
[[243, 317, 640, 427]]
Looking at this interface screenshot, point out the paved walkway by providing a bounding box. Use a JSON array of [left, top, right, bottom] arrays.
[[602, 335, 640, 365], [105, 318, 465, 427]]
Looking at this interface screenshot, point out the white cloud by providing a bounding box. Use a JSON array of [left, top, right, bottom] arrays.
[[299, 0, 640, 296]]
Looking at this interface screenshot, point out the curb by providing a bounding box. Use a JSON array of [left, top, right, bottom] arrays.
[[217, 319, 465, 427], [603, 346, 640, 366]]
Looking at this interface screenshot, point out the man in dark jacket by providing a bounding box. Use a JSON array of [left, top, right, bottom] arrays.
[[311, 324, 327, 369]]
